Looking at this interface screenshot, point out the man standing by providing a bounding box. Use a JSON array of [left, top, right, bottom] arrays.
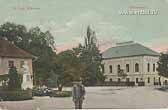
[[72, 81, 85, 109]]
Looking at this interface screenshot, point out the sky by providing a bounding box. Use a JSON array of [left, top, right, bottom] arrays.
[[0, 0, 168, 53]]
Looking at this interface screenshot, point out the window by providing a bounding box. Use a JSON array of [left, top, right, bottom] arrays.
[[126, 64, 129, 73], [126, 78, 130, 82], [135, 63, 139, 72], [165, 80, 168, 85], [136, 78, 139, 83], [153, 64, 155, 72], [159, 77, 161, 82], [8, 60, 14, 68], [148, 77, 150, 83], [118, 78, 121, 82], [109, 65, 112, 73], [109, 78, 112, 82], [117, 65, 121, 73], [101, 65, 105, 73], [148, 63, 150, 72]]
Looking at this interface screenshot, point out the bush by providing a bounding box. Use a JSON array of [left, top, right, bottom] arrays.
[[32, 87, 71, 97], [50, 91, 72, 97], [32, 87, 51, 96], [0, 89, 32, 101], [8, 67, 22, 90], [100, 81, 135, 86]]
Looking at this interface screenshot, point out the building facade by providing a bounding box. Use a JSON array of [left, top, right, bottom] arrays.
[[0, 37, 33, 89], [102, 41, 167, 86]]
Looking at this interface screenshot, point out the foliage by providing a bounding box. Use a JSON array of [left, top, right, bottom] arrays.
[[46, 73, 58, 88], [32, 87, 51, 96], [32, 86, 71, 97], [52, 26, 105, 86], [0, 89, 32, 101], [0, 22, 56, 86], [8, 67, 22, 90], [50, 91, 72, 97], [0, 75, 8, 88], [0, 22, 104, 86], [157, 53, 168, 77], [79, 26, 105, 85], [53, 50, 84, 85], [0, 74, 8, 82]]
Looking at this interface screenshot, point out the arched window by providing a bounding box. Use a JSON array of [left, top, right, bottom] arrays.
[[109, 65, 112, 73], [148, 63, 150, 72], [126, 64, 129, 73], [153, 64, 155, 72], [135, 63, 139, 72], [117, 65, 120, 73]]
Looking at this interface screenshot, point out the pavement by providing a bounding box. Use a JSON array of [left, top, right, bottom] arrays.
[[0, 86, 168, 110]]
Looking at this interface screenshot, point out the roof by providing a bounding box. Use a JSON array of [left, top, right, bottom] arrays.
[[102, 43, 160, 59], [0, 37, 33, 59]]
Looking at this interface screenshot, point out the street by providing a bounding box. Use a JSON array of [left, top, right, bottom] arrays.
[[0, 86, 168, 109]]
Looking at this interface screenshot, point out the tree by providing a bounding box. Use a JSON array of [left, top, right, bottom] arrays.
[[46, 72, 58, 88], [157, 53, 168, 77], [0, 22, 56, 86], [53, 50, 84, 85], [79, 26, 105, 86], [8, 67, 22, 90]]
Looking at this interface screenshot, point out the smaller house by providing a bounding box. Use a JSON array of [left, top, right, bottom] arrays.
[[0, 37, 33, 89]]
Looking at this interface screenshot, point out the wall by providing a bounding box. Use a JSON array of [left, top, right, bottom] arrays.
[[102, 56, 143, 76], [102, 55, 166, 86], [0, 57, 33, 75]]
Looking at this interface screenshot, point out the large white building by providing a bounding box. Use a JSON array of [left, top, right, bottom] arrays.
[[102, 41, 167, 86]]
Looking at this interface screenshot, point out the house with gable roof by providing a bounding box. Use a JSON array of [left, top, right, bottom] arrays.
[[0, 37, 33, 89]]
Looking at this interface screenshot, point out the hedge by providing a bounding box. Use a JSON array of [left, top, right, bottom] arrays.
[[32, 87, 51, 96], [98, 81, 135, 86], [50, 91, 72, 97], [0, 74, 8, 82], [0, 89, 33, 101]]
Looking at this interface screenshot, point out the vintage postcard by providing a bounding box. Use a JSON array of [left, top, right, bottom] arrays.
[[0, 0, 168, 110]]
